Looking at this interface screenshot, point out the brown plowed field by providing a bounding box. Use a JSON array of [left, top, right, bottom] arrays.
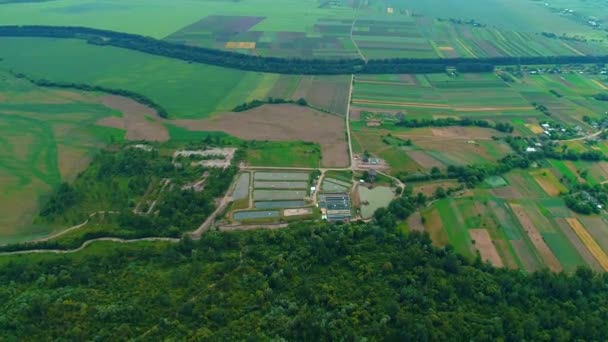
[[510, 203, 562, 272], [172, 104, 349, 167], [97, 95, 168, 141], [469, 229, 504, 267], [406, 211, 425, 232]]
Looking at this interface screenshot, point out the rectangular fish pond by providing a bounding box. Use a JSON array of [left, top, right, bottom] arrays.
[[233, 210, 280, 220], [255, 200, 307, 209]]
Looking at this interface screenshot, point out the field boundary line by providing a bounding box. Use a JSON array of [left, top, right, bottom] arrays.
[[350, 3, 366, 62]]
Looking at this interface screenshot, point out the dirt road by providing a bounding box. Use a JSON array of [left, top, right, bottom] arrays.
[[189, 194, 234, 239], [0, 237, 179, 256]]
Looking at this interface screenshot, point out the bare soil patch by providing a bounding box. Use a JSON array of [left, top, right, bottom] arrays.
[[57, 144, 92, 181], [406, 211, 424, 232], [97, 95, 168, 142], [283, 208, 313, 217], [423, 208, 448, 246], [408, 151, 444, 169], [430, 127, 501, 140], [510, 203, 562, 272], [398, 74, 418, 85], [525, 123, 544, 134], [469, 229, 504, 267], [292, 76, 350, 114], [173, 104, 348, 167], [532, 173, 561, 196], [492, 186, 522, 200], [350, 108, 363, 120], [412, 180, 460, 197]]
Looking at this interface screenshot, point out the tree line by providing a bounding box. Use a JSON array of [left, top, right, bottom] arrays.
[[12, 73, 169, 118], [232, 97, 308, 112], [3, 25, 608, 75], [395, 117, 514, 133]]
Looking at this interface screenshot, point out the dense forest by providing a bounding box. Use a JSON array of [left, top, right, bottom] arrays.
[[2, 25, 608, 75], [2, 219, 608, 340]]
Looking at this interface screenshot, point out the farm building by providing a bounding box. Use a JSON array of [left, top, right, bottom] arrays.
[[319, 193, 352, 222]]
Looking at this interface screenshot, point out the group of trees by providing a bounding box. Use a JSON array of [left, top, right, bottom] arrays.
[[506, 136, 606, 162], [395, 117, 514, 133], [3, 25, 608, 75], [593, 92, 608, 101], [3, 216, 608, 339], [564, 183, 608, 215], [232, 97, 308, 112]]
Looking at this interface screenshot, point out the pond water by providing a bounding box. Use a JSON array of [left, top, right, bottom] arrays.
[[233, 210, 280, 220], [255, 200, 306, 209]]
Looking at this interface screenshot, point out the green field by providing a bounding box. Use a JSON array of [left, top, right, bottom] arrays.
[[246, 142, 321, 168], [0, 37, 352, 118], [0, 71, 125, 244]]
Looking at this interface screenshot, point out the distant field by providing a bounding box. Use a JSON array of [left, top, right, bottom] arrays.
[[0, 0, 607, 59], [0, 38, 351, 119], [351, 125, 512, 175], [0, 71, 124, 244], [352, 73, 536, 118], [350, 70, 608, 175], [172, 104, 349, 168]]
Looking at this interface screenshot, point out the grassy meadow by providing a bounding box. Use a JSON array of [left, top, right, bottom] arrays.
[[0, 71, 124, 244]]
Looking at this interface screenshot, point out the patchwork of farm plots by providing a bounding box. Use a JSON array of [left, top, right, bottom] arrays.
[[229, 171, 316, 223], [414, 166, 608, 273], [1, 0, 606, 59], [351, 71, 608, 175]]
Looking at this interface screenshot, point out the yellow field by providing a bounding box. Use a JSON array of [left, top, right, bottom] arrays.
[[561, 42, 585, 56], [438, 46, 455, 51], [530, 169, 567, 196], [456, 38, 477, 58], [567, 218, 608, 271], [592, 79, 608, 91], [225, 42, 256, 49], [525, 123, 544, 134]]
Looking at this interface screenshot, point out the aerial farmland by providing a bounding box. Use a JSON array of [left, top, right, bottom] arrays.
[[4, 0, 608, 339]]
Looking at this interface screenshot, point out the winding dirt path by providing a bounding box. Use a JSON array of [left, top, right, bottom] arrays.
[[0, 237, 179, 256]]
